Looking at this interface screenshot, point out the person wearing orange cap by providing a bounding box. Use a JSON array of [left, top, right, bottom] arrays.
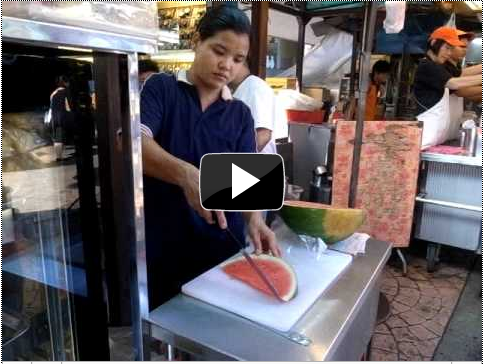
[[413, 27, 482, 149], [449, 30, 475, 72], [446, 30, 481, 102], [442, 29, 482, 138]]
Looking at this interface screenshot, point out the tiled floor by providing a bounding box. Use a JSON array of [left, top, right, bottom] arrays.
[[109, 327, 169, 361], [370, 257, 469, 361]]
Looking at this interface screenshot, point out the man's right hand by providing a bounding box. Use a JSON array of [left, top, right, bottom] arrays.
[[181, 164, 227, 229]]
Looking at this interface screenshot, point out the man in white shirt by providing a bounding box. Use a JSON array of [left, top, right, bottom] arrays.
[[231, 63, 277, 154]]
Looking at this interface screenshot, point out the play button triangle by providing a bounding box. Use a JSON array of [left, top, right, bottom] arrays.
[[232, 163, 260, 199]]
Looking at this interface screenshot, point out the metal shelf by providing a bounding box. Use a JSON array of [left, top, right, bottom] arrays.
[[2, 16, 159, 54]]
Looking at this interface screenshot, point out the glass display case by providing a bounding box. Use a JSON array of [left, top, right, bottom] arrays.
[[2, 40, 110, 363], [2, 3, 158, 360]]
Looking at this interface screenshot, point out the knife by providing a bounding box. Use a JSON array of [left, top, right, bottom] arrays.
[[224, 227, 285, 302]]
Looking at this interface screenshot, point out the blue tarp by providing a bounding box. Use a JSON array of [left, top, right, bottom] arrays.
[[375, 13, 449, 54]]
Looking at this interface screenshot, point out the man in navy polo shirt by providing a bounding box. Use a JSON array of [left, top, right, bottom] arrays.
[[141, 6, 281, 309]]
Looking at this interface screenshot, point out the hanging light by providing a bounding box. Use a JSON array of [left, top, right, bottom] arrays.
[[465, 1, 481, 12]]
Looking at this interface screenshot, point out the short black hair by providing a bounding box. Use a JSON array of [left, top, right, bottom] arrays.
[[372, 60, 391, 75], [55, 75, 70, 86], [196, 5, 251, 41], [139, 59, 159, 75], [427, 39, 447, 55]]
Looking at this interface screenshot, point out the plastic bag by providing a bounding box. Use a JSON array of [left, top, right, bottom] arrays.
[[384, 1, 407, 34], [271, 216, 328, 261]]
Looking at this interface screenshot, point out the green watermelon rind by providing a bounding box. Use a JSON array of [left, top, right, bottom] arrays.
[[280, 204, 365, 244], [220, 254, 298, 302]]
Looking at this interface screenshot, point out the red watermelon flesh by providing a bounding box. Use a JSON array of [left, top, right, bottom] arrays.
[[221, 254, 297, 302]]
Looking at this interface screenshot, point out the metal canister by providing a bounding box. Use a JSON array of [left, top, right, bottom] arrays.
[[476, 128, 482, 158], [464, 127, 478, 156], [309, 166, 332, 204]]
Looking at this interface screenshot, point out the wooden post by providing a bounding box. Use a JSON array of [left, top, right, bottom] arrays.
[[349, 31, 360, 97], [249, 1, 269, 78]]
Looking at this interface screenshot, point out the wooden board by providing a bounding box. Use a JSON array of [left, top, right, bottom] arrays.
[[332, 120, 422, 248]]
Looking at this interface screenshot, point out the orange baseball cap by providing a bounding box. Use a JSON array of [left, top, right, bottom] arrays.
[[430, 27, 466, 47]]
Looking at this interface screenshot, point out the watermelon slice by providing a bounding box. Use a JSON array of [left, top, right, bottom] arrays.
[[221, 254, 297, 302], [280, 201, 365, 244]]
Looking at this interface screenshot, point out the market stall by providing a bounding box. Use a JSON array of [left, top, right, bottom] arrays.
[[415, 150, 482, 271], [263, 1, 482, 272], [3, 1, 480, 362], [135, 1, 481, 361]]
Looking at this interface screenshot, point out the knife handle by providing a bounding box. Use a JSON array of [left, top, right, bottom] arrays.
[[213, 212, 248, 250]]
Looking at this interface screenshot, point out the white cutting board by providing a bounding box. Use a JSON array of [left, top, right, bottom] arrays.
[[182, 241, 352, 332]]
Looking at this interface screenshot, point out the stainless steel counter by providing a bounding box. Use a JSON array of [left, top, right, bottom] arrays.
[[420, 152, 482, 167], [147, 239, 392, 361]]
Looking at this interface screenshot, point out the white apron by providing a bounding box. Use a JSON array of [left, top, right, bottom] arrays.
[[447, 94, 465, 141], [417, 88, 451, 150]]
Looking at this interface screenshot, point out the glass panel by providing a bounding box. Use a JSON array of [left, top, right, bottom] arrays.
[[267, 36, 299, 77], [2, 43, 107, 360]]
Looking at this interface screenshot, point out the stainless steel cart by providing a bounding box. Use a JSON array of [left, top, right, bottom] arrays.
[[415, 153, 482, 271], [146, 239, 391, 361]]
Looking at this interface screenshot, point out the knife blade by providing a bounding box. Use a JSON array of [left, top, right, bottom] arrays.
[[224, 227, 285, 302]]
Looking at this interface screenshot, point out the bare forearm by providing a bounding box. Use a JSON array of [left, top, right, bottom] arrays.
[[446, 75, 481, 90], [142, 135, 188, 186], [461, 64, 482, 77], [256, 128, 272, 152], [455, 85, 482, 100]]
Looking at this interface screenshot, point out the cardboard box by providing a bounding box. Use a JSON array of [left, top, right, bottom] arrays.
[[266, 77, 298, 91], [302, 87, 332, 102]]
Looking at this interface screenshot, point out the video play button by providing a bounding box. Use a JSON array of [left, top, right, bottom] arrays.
[[200, 154, 285, 211], [232, 164, 260, 199]]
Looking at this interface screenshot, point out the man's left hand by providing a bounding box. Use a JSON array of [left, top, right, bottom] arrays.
[[245, 212, 282, 258]]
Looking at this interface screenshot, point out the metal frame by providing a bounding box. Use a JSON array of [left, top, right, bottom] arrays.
[[348, 2, 378, 208], [416, 196, 482, 213], [421, 152, 482, 167], [296, 15, 309, 90], [269, 1, 306, 17], [124, 53, 151, 361], [268, 1, 365, 18], [2, 16, 158, 54]]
